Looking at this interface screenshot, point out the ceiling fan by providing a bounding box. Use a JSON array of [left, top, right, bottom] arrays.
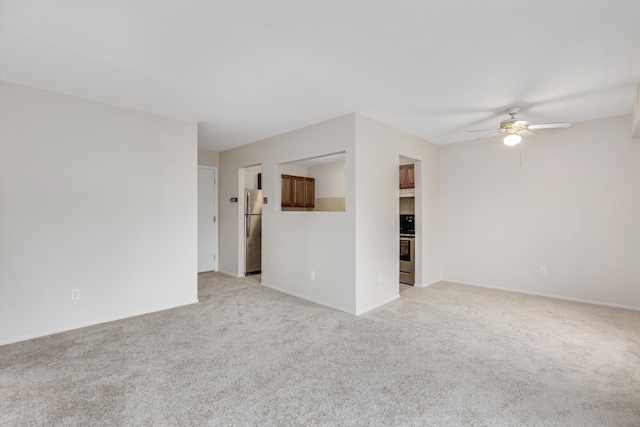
[[467, 106, 570, 146]]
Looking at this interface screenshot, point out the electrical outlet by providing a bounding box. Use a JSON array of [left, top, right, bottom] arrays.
[[378, 272, 383, 282], [310, 271, 315, 280], [540, 266, 547, 275], [71, 289, 80, 300]]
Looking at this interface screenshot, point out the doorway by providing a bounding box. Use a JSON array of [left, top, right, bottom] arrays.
[[198, 166, 219, 272], [399, 155, 420, 289]]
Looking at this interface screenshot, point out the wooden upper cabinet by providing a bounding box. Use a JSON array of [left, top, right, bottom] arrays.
[[406, 165, 414, 188], [304, 177, 315, 208], [281, 174, 315, 208], [292, 176, 306, 207], [399, 164, 415, 189], [281, 175, 293, 207]]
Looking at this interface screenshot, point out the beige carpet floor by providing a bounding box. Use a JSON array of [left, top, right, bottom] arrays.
[[1, 272, 639, 426]]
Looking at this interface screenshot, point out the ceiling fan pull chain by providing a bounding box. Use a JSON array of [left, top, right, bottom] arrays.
[[519, 142, 523, 167]]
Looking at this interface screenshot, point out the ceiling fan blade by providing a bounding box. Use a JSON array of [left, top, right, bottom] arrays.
[[474, 131, 500, 141], [522, 128, 538, 135], [528, 122, 571, 130], [467, 128, 500, 133]]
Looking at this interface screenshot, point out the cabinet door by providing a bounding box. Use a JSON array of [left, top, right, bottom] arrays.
[[406, 164, 414, 188], [292, 176, 306, 207], [304, 177, 315, 207], [399, 164, 415, 189], [281, 175, 293, 207], [399, 165, 408, 189]]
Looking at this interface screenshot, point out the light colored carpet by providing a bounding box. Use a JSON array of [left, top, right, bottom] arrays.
[[1, 273, 639, 426]]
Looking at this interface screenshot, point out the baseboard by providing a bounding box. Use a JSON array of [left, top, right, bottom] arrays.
[[218, 269, 241, 278], [442, 278, 640, 312], [414, 278, 442, 288], [355, 294, 401, 316], [261, 282, 355, 315], [0, 298, 199, 346]]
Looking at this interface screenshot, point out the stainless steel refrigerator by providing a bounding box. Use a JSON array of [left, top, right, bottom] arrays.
[[244, 189, 262, 275]]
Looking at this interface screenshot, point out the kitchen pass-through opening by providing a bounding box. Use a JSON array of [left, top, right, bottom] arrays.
[[278, 152, 346, 212]]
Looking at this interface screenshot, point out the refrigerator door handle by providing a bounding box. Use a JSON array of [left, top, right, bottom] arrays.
[[246, 191, 252, 238]]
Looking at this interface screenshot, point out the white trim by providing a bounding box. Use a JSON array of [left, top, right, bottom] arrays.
[[261, 281, 355, 314], [355, 294, 401, 316], [0, 299, 199, 346], [413, 278, 441, 288], [442, 278, 640, 312], [218, 269, 242, 278], [198, 165, 219, 272]]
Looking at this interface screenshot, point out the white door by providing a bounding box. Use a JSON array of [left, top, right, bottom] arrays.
[[198, 166, 218, 272]]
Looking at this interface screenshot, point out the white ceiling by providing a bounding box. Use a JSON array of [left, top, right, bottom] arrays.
[[1, 1, 639, 152]]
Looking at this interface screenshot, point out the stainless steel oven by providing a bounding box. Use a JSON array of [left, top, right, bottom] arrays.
[[400, 235, 415, 285]]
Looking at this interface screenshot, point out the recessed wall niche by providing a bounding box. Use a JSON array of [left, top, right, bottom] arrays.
[[279, 152, 346, 212]]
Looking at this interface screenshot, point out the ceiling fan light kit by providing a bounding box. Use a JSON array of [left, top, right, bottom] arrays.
[[467, 106, 571, 145], [504, 133, 522, 146]]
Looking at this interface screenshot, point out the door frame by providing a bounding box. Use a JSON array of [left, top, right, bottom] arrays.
[[198, 165, 219, 272]]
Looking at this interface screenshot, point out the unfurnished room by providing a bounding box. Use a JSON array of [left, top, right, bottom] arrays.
[[1, 1, 639, 426]]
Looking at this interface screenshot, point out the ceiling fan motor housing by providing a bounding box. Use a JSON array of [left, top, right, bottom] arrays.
[[500, 107, 528, 133], [500, 118, 529, 133]]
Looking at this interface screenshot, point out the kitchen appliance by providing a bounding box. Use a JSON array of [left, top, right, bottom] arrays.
[[399, 214, 415, 285], [400, 214, 415, 235], [244, 189, 262, 275], [400, 235, 415, 285]]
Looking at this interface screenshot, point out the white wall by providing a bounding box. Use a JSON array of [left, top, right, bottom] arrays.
[[0, 81, 198, 344], [220, 113, 440, 315], [440, 114, 640, 309], [353, 114, 441, 314], [281, 164, 308, 177], [244, 164, 262, 190], [396, 134, 441, 288], [353, 116, 401, 313], [198, 149, 220, 167], [219, 114, 357, 312], [309, 161, 345, 198]]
